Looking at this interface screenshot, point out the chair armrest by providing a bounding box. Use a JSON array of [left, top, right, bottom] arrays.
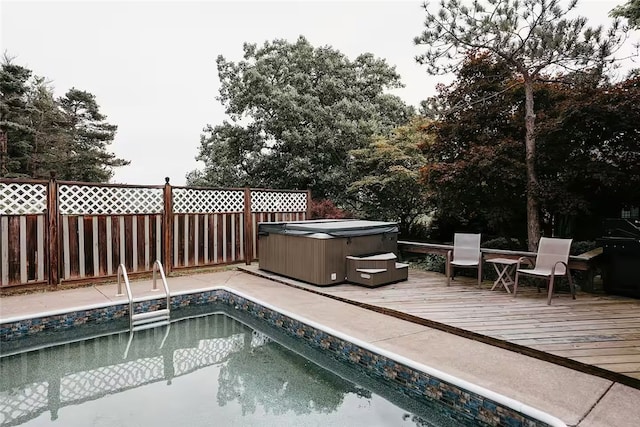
[[516, 256, 533, 271], [551, 261, 568, 276]]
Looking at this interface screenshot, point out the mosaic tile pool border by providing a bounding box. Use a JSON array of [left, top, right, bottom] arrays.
[[1, 288, 548, 427]]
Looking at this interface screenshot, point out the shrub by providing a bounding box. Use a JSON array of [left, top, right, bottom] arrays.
[[571, 240, 597, 256], [409, 254, 446, 273], [309, 199, 352, 219], [482, 237, 525, 251]]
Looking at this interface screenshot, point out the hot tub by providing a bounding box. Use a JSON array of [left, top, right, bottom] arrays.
[[257, 220, 399, 286]]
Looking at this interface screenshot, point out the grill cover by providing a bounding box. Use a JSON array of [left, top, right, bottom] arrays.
[[597, 219, 640, 298]]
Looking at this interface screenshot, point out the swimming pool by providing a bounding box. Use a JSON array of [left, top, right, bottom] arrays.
[[1, 310, 465, 426], [0, 287, 565, 426]]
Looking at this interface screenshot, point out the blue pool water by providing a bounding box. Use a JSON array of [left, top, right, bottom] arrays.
[[0, 310, 463, 427]]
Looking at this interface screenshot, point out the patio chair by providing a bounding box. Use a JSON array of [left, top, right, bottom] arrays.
[[513, 237, 575, 305], [446, 233, 482, 287]]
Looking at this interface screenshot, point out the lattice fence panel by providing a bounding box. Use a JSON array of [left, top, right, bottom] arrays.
[[58, 185, 163, 215], [173, 188, 244, 214], [0, 182, 47, 215], [174, 334, 244, 375], [251, 191, 306, 213], [59, 357, 164, 402], [0, 382, 49, 425]]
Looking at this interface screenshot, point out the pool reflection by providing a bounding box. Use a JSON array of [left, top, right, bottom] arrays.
[[0, 313, 433, 427]]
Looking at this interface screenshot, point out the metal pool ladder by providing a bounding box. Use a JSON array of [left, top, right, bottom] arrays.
[[117, 261, 171, 331]]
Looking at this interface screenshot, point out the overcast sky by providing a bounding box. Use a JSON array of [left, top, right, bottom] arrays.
[[1, 0, 636, 186]]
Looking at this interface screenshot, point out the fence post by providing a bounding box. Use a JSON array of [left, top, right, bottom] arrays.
[[244, 187, 253, 265], [163, 177, 173, 274], [47, 172, 59, 286], [306, 189, 312, 220]]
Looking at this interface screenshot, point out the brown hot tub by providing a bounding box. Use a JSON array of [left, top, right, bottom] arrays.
[[258, 220, 399, 286]]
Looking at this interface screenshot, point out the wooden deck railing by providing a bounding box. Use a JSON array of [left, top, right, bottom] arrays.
[[0, 176, 310, 289]]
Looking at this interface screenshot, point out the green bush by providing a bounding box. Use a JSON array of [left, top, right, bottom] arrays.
[[571, 240, 597, 256], [482, 237, 525, 251], [409, 254, 446, 273]]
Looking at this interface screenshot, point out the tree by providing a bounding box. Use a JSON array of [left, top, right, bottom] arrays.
[[421, 51, 640, 241], [1, 57, 129, 182], [58, 88, 128, 182], [0, 56, 34, 177], [348, 117, 433, 236], [187, 121, 264, 188], [414, 0, 627, 250], [189, 36, 413, 205], [535, 73, 640, 238], [26, 77, 70, 179], [420, 53, 527, 241], [611, 0, 640, 28]]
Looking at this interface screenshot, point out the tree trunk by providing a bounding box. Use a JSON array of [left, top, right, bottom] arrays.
[[524, 78, 541, 251]]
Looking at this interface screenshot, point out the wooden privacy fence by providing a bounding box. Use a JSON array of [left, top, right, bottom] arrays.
[[0, 177, 310, 288]]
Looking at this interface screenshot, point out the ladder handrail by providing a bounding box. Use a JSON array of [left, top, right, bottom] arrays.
[[116, 264, 134, 330], [152, 260, 171, 313], [116, 261, 171, 332]]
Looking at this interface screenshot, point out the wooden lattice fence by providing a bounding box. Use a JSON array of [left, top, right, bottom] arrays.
[[249, 189, 308, 260], [57, 183, 164, 281], [0, 180, 49, 286], [171, 187, 246, 269], [0, 177, 310, 288]]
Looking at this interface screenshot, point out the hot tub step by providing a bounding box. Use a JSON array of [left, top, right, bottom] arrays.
[[346, 252, 408, 287]]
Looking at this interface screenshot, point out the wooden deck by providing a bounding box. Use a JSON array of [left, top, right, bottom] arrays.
[[241, 266, 640, 389]]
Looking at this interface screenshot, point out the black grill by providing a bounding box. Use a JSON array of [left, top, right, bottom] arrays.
[[597, 219, 640, 298]]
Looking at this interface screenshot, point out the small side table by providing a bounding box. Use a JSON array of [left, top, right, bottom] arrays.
[[486, 258, 519, 293]]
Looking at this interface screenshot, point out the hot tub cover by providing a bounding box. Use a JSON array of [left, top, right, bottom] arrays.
[[258, 220, 398, 237]]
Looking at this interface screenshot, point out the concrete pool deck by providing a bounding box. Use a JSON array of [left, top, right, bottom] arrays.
[[1, 267, 639, 427]]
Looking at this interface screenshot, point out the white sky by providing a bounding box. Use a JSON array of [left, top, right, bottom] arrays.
[[1, 0, 636, 186]]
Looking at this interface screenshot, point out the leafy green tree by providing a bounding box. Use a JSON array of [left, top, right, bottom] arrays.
[[611, 0, 640, 28], [58, 88, 128, 182], [26, 77, 70, 179], [414, 0, 627, 250], [187, 122, 264, 188], [1, 58, 129, 182], [348, 117, 433, 236], [189, 36, 413, 204], [0, 56, 34, 177], [535, 73, 640, 238]]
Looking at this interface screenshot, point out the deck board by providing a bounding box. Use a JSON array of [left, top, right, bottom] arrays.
[[242, 266, 640, 389]]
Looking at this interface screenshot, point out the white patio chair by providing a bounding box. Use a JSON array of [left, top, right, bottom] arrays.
[[446, 233, 482, 287], [514, 237, 575, 305]]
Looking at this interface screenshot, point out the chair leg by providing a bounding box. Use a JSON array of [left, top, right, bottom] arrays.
[[446, 251, 451, 286], [477, 261, 482, 288], [547, 275, 555, 305], [514, 271, 519, 297]]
